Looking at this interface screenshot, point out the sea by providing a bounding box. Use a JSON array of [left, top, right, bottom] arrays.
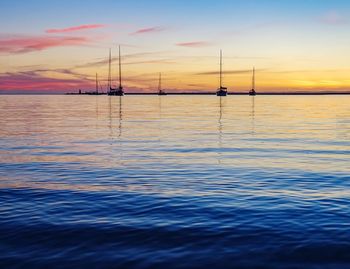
[[0, 95, 349, 268]]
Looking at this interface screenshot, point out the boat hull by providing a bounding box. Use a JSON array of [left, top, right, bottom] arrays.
[[108, 87, 124, 96], [249, 89, 256, 96], [216, 90, 227, 96], [108, 91, 124, 96]]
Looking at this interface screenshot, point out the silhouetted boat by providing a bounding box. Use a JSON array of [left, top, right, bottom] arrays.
[[216, 50, 228, 97], [249, 89, 256, 96], [157, 73, 167, 95], [249, 67, 256, 96], [108, 46, 124, 96]]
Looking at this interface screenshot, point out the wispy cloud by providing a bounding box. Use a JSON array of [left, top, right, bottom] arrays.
[[76, 51, 176, 69], [130, 26, 165, 35], [0, 35, 91, 54], [0, 69, 92, 91], [46, 24, 106, 34], [195, 69, 257, 75], [176, 41, 211, 48], [319, 11, 348, 25], [187, 83, 207, 87]]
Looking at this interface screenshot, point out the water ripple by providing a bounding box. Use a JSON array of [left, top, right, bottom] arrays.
[[0, 95, 349, 268]]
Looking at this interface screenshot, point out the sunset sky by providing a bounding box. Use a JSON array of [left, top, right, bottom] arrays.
[[1, 0, 350, 93]]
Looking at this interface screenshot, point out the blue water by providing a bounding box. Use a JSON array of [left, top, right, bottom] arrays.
[[0, 95, 349, 268]]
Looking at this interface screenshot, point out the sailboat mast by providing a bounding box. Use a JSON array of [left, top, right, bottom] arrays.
[[118, 45, 122, 89], [252, 67, 255, 90], [158, 73, 162, 92], [98, 80, 102, 93], [216, 49, 227, 96], [220, 50, 222, 88], [108, 49, 112, 90], [96, 73, 98, 94]]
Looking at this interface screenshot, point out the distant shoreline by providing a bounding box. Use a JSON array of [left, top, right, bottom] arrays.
[[2, 92, 350, 95], [125, 92, 350, 95], [65, 92, 350, 96]]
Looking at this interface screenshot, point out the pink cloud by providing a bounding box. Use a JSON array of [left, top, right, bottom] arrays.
[[130, 27, 165, 35], [0, 35, 90, 54], [46, 24, 106, 33], [0, 70, 93, 92], [176, 41, 211, 48], [320, 11, 348, 25]]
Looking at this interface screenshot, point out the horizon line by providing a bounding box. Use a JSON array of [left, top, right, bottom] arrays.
[[1, 91, 350, 96]]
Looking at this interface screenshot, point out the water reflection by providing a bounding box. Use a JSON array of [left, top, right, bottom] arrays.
[[0, 95, 349, 173], [1, 95, 350, 268], [118, 96, 123, 139], [108, 96, 112, 141], [95, 96, 100, 132], [218, 97, 224, 164], [108, 96, 123, 139], [251, 96, 255, 135], [107, 96, 123, 165], [158, 96, 163, 143]]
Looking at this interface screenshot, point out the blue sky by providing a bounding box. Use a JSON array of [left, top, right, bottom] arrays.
[[1, 0, 350, 92], [2, 0, 349, 32]]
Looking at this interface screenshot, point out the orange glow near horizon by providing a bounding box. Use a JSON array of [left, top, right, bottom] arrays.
[[2, 48, 350, 93]]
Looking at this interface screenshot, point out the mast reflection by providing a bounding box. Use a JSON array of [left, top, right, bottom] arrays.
[[118, 96, 122, 139], [157, 96, 162, 143], [108, 95, 124, 165], [108, 96, 123, 139], [218, 96, 224, 164], [108, 96, 112, 141], [251, 96, 255, 135]]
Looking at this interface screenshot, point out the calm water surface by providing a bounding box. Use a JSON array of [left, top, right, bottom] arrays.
[[0, 95, 349, 268]]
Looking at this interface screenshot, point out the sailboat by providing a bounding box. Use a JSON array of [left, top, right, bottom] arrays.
[[157, 73, 167, 95], [249, 67, 256, 96], [87, 73, 101, 95], [216, 50, 228, 96], [108, 45, 124, 96]]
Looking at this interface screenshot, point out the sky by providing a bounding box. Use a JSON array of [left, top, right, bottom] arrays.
[[1, 0, 350, 93]]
